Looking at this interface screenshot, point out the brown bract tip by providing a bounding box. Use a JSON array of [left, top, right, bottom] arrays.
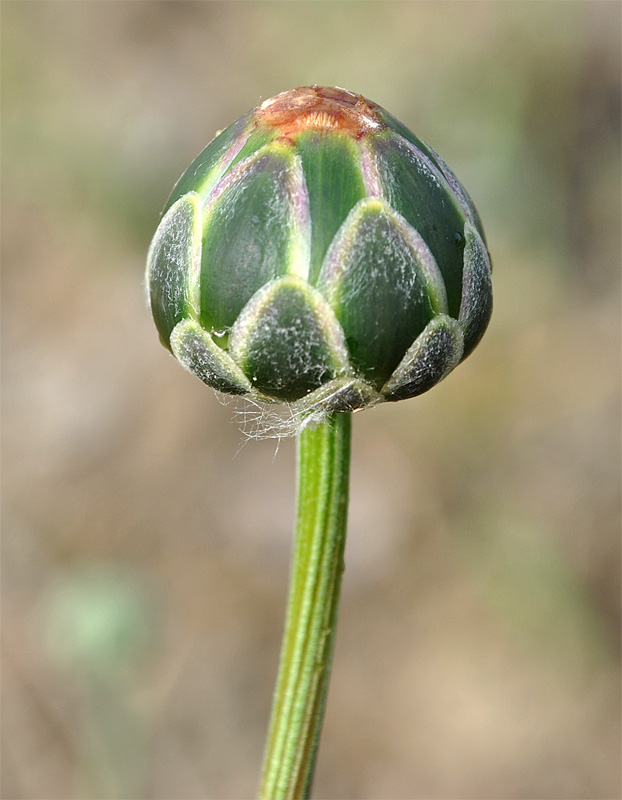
[[256, 86, 384, 139]]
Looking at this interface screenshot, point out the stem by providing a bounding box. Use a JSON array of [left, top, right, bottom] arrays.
[[258, 412, 352, 800]]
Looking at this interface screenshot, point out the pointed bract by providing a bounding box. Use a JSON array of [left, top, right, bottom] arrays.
[[383, 315, 464, 401], [230, 276, 351, 402], [459, 221, 493, 360], [170, 319, 253, 396], [199, 145, 310, 334], [147, 192, 202, 350], [372, 132, 466, 318], [318, 198, 445, 389]]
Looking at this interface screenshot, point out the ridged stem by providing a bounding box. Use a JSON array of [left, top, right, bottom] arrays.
[[258, 412, 352, 799]]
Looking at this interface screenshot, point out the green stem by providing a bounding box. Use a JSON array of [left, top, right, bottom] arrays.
[[258, 412, 352, 800]]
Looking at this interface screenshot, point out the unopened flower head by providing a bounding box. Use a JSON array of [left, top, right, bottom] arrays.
[[146, 86, 492, 428]]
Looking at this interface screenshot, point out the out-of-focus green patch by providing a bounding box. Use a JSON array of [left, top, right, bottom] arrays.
[[457, 511, 615, 678], [42, 562, 156, 799]]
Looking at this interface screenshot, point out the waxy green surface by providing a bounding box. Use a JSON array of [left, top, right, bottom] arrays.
[[199, 147, 297, 333], [295, 130, 367, 285]]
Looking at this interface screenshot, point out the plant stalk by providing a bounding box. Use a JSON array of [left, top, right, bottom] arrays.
[[258, 412, 352, 799]]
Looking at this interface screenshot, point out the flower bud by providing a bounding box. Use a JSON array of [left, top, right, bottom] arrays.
[[147, 86, 492, 423]]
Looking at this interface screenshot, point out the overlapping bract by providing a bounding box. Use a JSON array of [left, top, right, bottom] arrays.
[[147, 86, 492, 422]]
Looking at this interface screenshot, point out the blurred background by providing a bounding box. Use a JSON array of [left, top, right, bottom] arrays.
[[2, 2, 620, 798]]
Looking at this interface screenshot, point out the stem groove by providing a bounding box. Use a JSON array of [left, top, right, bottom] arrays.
[[258, 412, 352, 799]]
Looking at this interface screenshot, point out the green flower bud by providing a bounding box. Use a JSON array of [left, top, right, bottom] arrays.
[[147, 86, 492, 424]]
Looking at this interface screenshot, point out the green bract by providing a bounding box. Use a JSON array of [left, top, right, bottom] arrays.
[[147, 86, 492, 425]]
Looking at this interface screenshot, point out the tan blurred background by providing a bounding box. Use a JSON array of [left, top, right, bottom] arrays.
[[2, 2, 620, 798]]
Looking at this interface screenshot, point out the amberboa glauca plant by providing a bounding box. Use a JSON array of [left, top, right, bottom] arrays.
[[146, 86, 492, 799]]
